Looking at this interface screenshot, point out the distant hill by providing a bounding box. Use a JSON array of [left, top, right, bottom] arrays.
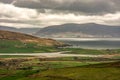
[[35, 23, 120, 38], [0, 30, 64, 46], [0, 25, 40, 35]]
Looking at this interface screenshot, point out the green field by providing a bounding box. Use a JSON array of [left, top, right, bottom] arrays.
[[27, 67, 120, 80], [2, 67, 120, 80], [0, 40, 120, 55], [0, 55, 34, 58], [0, 40, 60, 53], [62, 48, 120, 55], [0, 58, 97, 80], [0, 40, 120, 80], [0, 57, 120, 80]]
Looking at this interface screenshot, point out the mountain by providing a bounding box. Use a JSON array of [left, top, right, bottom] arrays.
[[35, 23, 120, 38], [0, 25, 40, 35], [0, 30, 64, 46]]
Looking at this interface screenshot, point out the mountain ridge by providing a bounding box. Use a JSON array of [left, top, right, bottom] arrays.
[[35, 23, 120, 38], [0, 25, 40, 35]]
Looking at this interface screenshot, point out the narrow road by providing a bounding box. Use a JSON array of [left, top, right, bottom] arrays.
[[0, 52, 106, 58]]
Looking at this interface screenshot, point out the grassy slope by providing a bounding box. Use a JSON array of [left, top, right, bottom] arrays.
[[23, 59, 120, 80], [1, 40, 120, 54], [1, 67, 119, 80], [0, 60, 99, 80], [29, 68, 120, 80], [21, 61, 120, 80], [0, 30, 65, 53], [0, 57, 120, 80], [0, 40, 60, 53]]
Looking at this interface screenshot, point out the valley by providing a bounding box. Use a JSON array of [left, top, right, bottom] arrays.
[[0, 30, 120, 80], [1, 0, 120, 80]]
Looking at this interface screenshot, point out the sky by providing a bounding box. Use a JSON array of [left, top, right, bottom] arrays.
[[0, 0, 120, 28]]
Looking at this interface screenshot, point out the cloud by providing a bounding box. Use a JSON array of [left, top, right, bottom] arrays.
[[0, 2, 120, 28], [0, 3, 38, 19], [0, 0, 14, 4], [13, 0, 120, 15], [0, 3, 39, 28]]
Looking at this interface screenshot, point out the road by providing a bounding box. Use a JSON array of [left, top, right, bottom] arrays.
[[0, 52, 107, 58]]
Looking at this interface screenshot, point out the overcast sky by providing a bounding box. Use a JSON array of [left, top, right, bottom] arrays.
[[0, 0, 120, 28]]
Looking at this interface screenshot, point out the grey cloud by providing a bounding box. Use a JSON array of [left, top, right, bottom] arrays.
[[1, 0, 120, 28], [13, 0, 120, 15], [0, 0, 14, 4], [0, 19, 26, 23]]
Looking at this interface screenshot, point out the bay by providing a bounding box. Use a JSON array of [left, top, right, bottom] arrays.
[[54, 38, 120, 49]]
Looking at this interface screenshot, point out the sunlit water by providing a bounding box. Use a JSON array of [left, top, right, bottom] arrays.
[[53, 38, 120, 49]]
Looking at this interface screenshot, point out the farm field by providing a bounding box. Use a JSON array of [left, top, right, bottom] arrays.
[[0, 57, 120, 80]]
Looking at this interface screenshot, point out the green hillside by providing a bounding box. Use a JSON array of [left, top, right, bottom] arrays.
[[0, 58, 120, 80], [0, 30, 65, 53]]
